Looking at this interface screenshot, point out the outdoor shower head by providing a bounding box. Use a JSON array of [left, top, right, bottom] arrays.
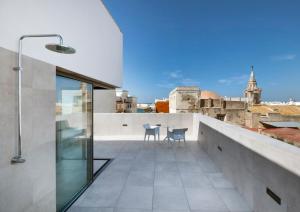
[[12, 34, 76, 164], [45, 43, 76, 54]]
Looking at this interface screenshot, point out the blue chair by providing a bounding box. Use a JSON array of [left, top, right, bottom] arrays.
[[143, 124, 160, 141], [165, 127, 188, 142]]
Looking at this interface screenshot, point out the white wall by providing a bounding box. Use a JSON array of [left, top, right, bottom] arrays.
[[93, 113, 199, 140], [94, 89, 116, 113], [169, 91, 177, 113], [0, 0, 123, 87]]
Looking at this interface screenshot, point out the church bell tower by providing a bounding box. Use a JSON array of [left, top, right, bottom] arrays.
[[244, 66, 262, 105]]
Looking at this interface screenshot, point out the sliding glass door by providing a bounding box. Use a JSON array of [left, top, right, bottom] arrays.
[[56, 75, 93, 211]]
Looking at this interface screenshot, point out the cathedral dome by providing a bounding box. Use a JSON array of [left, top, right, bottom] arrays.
[[200, 90, 221, 99]]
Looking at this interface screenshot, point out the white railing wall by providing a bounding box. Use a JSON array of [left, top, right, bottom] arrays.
[[198, 114, 300, 212], [93, 113, 200, 140]]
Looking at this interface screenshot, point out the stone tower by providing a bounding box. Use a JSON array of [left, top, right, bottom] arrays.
[[244, 66, 262, 105]]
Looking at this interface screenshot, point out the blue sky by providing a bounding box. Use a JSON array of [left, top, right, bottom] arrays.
[[103, 0, 300, 103]]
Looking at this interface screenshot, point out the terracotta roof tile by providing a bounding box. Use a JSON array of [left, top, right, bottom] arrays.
[[249, 105, 300, 116]]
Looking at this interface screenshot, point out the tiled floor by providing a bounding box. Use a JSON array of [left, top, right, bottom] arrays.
[[69, 140, 252, 212]]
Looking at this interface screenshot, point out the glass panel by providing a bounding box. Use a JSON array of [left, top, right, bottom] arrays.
[[56, 76, 93, 211]]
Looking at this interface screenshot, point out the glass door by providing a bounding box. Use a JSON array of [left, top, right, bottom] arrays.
[[56, 75, 93, 211]]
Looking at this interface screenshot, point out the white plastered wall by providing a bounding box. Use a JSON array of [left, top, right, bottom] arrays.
[[0, 0, 123, 87]]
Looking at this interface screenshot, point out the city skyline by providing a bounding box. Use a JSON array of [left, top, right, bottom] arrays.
[[104, 0, 300, 103]]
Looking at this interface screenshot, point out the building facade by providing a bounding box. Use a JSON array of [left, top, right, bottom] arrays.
[[116, 90, 137, 113], [169, 86, 201, 113], [168, 69, 266, 126], [0, 1, 122, 212], [137, 103, 155, 113], [155, 98, 169, 113], [169, 86, 247, 125]]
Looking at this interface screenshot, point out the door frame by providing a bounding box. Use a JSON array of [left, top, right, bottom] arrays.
[[56, 73, 94, 212], [56, 66, 118, 211]]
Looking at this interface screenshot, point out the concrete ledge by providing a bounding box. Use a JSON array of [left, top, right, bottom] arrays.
[[198, 114, 300, 177]]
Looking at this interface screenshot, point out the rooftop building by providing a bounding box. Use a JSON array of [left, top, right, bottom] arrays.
[[169, 86, 247, 125], [155, 98, 169, 113], [169, 86, 201, 113], [200, 90, 221, 99], [116, 89, 137, 113]]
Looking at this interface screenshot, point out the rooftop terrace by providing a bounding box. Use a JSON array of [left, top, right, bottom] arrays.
[[68, 113, 300, 212], [69, 139, 251, 212]]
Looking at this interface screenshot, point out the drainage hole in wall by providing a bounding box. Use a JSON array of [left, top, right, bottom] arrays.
[[217, 146, 222, 152], [266, 187, 281, 205]]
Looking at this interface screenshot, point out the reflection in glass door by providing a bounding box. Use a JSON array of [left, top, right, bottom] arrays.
[[56, 75, 93, 211]]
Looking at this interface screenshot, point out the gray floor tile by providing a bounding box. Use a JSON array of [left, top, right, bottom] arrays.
[[115, 208, 152, 212], [105, 159, 133, 172], [121, 146, 141, 154], [153, 186, 190, 210], [181, 173, 213, 188], [132, 160, 155, 173], [126, 170, 154, 187], [71, 140, 252, 212], [68, 207, 114, 212], [175, 152, 197, 162], [75, 185, 123, 207], [155, 152, 176, 162], [177, 161, 203, 174], [185, 188, 228, 211], [216, 188, 251, 211], [117, 186, 153, 209], [207, 173, 234, 188], [154, 171, 183, 187], [94, 170, 128, 186], [155, 161, 178, 172], [194, 153, 211, 161], [198, 159, 220, 173], [117, 152, 138, 159], [136, 152, 155, 161], [153, 210, 190, 212], [190, 210, 228, 212]]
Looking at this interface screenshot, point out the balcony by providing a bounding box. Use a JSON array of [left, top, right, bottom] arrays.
[[68, 113, 300, 212]]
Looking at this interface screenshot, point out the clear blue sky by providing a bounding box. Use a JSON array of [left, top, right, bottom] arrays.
[[103, 0, 300, 103]]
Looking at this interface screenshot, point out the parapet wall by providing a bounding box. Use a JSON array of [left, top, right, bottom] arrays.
[[93, 113, 200, 140], [198, 115, 300, 212]]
